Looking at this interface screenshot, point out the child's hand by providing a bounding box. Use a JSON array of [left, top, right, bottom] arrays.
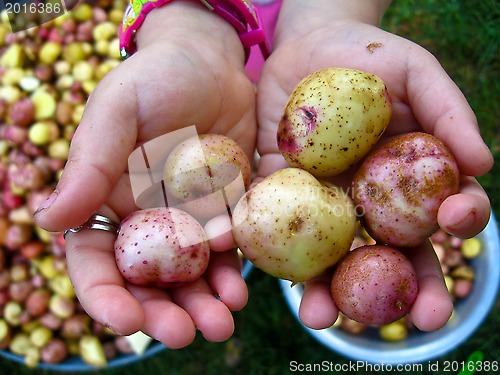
[[256, 14, 493, 332], [34, 2, 256, 348]]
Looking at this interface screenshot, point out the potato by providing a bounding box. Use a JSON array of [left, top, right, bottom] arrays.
[[114, 207, 210, 287], [352, 132, 460, 247], [163, 134, 251, 219], [277, 67, 391, 177], [232, 168, 356, 283], [379, 320, 408, 341], [331, 245, 418, 325]]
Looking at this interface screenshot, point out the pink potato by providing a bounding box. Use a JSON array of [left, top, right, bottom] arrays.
[[331, 245, 418, 325], [352, 132, 460, 247], [114, 207, 210, 288]]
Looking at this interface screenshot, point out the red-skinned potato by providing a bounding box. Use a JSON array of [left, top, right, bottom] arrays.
[[353, 132, 460, 247], [331, 245, 418, 325], [114, 207, 210, 288]]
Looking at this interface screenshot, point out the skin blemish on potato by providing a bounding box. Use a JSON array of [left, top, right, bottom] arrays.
[[297, 106, 319, 134], [404, 147, 417, 163], [277, 116, 300, 154], [397, 176, 419, 204], [288, 215, 304, 233], [425, 164, 459, 195], [395, 279, 410, 294], [394, 300, 404, 310]]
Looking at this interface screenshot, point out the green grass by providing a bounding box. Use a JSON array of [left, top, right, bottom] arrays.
[[1, 0, 499, 374]]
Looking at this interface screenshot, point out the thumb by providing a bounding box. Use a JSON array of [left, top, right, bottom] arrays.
[[34, 68, 138, 231]]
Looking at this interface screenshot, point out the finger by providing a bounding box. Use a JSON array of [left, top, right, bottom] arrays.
[[405, 242, 453, 331], [126, 284, 197, 349], [438, 176, 491, 238], [205, 215, 237, 252], [204, 251, 248, 311], [169, 278, 235, 342], [406, 50, 493, 176], [65, 229, 144, 336], [33, 65, 139, 231], [298, 274, 338, 330], [256, 153, 290, 179]]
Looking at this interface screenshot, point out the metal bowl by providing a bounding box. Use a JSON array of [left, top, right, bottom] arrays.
[[280, 213, 500, 364]]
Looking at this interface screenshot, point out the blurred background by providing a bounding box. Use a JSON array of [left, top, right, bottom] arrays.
[[0, 0, 498, 374]]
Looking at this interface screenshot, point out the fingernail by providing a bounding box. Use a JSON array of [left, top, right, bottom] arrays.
[[103, 323, 119, 335], [34, 189, 58, 217]]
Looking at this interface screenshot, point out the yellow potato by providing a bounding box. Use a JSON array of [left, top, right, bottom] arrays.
[[232, 168, 356, 283], [277, 67, 391, 177]]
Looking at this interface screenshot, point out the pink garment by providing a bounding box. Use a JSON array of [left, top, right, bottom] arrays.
[[245, 0, 282, 82]]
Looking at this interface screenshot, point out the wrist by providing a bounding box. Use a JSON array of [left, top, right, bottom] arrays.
[[135, 1, 246, 65], [274, 0, 392, 46]]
